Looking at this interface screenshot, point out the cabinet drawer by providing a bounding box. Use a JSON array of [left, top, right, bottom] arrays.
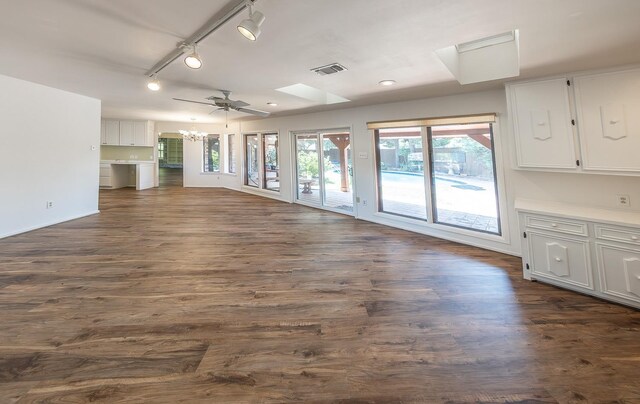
[[595, 225, 640, 246], [524, 214, 588, 236], [596, 243, 640, 304], [528, 231, 593, 290]]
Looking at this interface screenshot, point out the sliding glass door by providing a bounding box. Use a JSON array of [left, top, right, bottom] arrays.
[[294, 130, 353, 214]]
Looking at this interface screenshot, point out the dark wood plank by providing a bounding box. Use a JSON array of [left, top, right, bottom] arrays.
[[0, 182, 639, 403]]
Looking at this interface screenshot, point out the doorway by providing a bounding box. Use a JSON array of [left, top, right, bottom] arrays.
[[294, 130, 353, 214], [158, 136, 184, 187]]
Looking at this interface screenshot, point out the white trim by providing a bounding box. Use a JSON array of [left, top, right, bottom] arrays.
[[0, 210, 100, 240], [369, 211, 516, 256]]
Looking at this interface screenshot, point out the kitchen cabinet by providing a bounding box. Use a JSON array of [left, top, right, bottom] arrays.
[[506, 66, 640, 176], [507, 78, 577, 170], [104, 120, 120, 145], [119, 120, 135, 146], [100, 119, 154, 146], [516, 199, 640, 309], [574, 68, 640, 173]]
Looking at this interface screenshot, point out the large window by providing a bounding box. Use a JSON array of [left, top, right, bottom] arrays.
[[203, 135, 220, 172], [429, 123, 500, 234], [244, 132, 279, 192], [375, 128, 427, 220], [373, 115, 501, 235]]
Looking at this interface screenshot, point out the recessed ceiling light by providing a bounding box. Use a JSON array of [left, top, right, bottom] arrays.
[[267, 102, 278, 106], [378, 80, 396, 86]]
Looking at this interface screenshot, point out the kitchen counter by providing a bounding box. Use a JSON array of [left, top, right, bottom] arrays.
[[100, 161, 155, 190]]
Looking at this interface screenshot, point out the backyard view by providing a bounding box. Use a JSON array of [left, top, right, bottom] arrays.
[[296, 132, 353, 212], [377, 123, 500, 234]]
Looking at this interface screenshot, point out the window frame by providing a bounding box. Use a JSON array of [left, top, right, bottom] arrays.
[[243, 132, 280, 193], [224, 133, 236, 175], [202, 134, 221, 173], [426, 124, 502, 236], [373, 115, 505, 239]]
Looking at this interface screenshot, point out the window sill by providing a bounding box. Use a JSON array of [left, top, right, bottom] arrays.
[[373, 210, 509, 245]]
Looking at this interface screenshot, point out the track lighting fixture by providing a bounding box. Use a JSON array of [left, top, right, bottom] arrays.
[[147, 75, 161, 91], [237, 1, 265, 41], [184, 44, 202, 69]]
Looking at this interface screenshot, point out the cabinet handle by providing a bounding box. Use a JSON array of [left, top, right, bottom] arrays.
[[554, 257, 562, 262]]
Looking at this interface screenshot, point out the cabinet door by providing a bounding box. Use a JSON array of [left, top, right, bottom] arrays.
[[133, 121, 147, 146], [105, 120, 120, 145], [507, 78, 577, 169], [528, 231, 593, 290], [596, 243, 640, 305], [574, 68, 640, 172], [119, 120, 135, 146]]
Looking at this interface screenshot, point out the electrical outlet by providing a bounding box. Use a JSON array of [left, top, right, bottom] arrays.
[[362, 199, 367, 206], [46, 201, 54, 209], [617, 194, 630, 207]]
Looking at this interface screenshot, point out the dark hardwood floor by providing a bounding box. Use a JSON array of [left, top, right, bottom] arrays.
[[1, 183, 639, 403]]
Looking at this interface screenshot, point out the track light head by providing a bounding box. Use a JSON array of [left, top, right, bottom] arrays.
[[184, 45, 202, 69], [238, 8, 265, 41], [147, 76, 161, 91]]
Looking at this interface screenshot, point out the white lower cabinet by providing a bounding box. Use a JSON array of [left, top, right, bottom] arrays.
[[517, 200, 640, 309], [596, 243, 640, 305], [528, 231, 593, 290]]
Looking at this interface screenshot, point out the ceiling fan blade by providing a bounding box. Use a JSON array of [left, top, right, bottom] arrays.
[[208, 108, 224, 115], [235, 107, 270, 117], [173, 98, 216, 107], [205, 96, 226, 102], [229, 100, 250, 108]]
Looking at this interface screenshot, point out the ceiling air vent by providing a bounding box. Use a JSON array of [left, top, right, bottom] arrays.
[[311, 63, 348, 76]]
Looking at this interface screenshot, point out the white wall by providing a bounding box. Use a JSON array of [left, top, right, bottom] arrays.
[[0, 74, 101, 238], [158, 87, 640, 257]]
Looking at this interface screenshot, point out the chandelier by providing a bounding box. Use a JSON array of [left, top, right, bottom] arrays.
[[179, 129, 208, 142]]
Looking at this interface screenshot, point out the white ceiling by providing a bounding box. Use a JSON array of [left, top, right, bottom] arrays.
[[1, 0, 639, 124]]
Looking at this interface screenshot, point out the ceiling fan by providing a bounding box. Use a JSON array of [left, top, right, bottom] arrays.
[[173, 90, 270, 117]]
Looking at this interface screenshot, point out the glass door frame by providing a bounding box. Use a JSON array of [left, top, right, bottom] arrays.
[[292, 129, 355, 216]]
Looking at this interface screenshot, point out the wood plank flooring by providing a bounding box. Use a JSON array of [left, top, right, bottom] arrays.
[[1, 181, 639, 403]]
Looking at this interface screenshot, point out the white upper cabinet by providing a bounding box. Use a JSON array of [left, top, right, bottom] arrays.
[[133, 121, 148, 146], [507, 66, 640, 176], [104, 120, 120, 145], [574, 68, 640, 172], [100, 119, 154, 146], [507, 78, 578, 170], [119, 120, 135, 146]]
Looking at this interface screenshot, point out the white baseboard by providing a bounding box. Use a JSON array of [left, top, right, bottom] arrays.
[[0, 210, 100, 239]]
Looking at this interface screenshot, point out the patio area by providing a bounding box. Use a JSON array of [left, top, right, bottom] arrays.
[[297, 171, 499, 233]]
